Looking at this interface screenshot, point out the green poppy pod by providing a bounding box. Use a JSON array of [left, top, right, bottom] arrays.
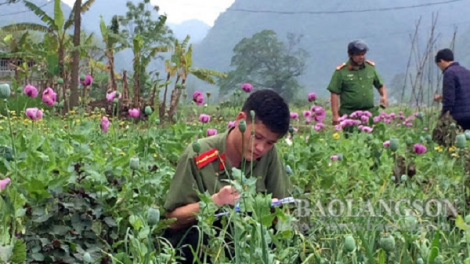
[[0, 83, 11, 99]]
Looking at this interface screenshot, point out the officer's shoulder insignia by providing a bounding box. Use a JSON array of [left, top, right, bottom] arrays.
[[194, 148, 219, 169], [366, 60, 375, 66], [336, 63, 346, 70]]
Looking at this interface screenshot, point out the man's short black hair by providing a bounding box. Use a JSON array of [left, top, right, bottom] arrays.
[[435, 48, 454, 63], [241, 89, 290, 137]]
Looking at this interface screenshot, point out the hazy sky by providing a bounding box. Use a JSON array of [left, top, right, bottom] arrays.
[[61, 0, 236, 26]]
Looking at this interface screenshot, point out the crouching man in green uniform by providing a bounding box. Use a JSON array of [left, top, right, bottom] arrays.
[[327, 40, 388, 125], [163, 89, 292, 263]]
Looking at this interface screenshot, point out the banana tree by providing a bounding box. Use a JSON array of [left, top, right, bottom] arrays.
[[99, 15, 123, 94], [1, 33, 60, 91], [130, 34, 170, 108], [165, 36, 227, 122], [0, 32, 34, 85], [1, 0, 95, 111]]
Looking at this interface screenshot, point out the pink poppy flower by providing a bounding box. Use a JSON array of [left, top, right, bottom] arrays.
[[383, 140, 390, 148], [241, 83, 253, 92], [23, 84, 38, 98], [192, 91, 204, 105], [310, 105, 321, 112], [106, 91, 122, 102], [403, 121, 413, 127], [413, 143, 427, 154], [199, 114, 210, 123], [361, 126, 373, 133], [100, 116, 110, 133], [25, 107, 43, 121], [80, 75, 93, 86], [0, 177, 10, 190], [313, 123, 324, 131], [128, 108, 140, 118], [304, 116, 312, 124], [42, 87, 57, 106], [361, 115, 369, 123], [331, 155, 338, 161], [193, 91, 203, 100], [227, 121, 236, 129], [314, 108, 326, 123], [290, 112, 298, 119], [352, 120, 362, 125], [206, 128, 217, 136], [308, 92, 316, 102], [338, 115, 347, 123]]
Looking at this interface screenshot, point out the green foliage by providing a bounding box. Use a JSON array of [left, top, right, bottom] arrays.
[[218, 30, 309, 102], [0, 91, 43, 116], [22, 185, 117, 263], [0, 98, 468, 263], [118, 0, 174, 49], [0, 0, 97, 91], [112, 0, 175, 100]]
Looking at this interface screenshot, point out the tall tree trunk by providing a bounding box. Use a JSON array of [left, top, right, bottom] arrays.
[[58, 45, 67, 114], [168, 77, 183, 122], [148, 82, 157, 107], [69, 0, 82, 109], [159, 72, 171, 121], [122, 70, 129, 107], [107, 50, 117, 92], [132, 68, 140, 108]]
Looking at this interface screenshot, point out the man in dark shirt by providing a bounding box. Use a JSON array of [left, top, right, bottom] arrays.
[[434, 48, 470, 130]]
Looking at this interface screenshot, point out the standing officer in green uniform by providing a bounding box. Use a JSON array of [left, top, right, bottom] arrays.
[[327, 40, 388, 125], [163, 89, 292, 263]]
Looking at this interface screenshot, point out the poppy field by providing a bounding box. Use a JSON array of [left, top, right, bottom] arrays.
[[1, 82, 470, 264]]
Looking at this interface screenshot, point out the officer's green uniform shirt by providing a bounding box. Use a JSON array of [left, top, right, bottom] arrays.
[[164, 128, 291, 213], [327, 59, 384, 116]]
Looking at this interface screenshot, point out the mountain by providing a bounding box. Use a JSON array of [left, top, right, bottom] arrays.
[[168, 19, 210, 43], [192, 0, 470, 99], [0, 0, 73, 27], [0, 0, 212, 72], [81, 0, 134, 34]]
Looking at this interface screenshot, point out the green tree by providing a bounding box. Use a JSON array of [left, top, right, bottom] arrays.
[[119, 0, 174, 47], [99, 15, 121, 93], [218, 30, 309, 101], [70, 0, 83, 108], [161, 36, 227, 122], [1, 0, 96, 111], [116, 0, 174, 108]]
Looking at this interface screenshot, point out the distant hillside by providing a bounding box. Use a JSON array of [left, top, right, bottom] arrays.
[[168, 19, 210, 43], [81, 0, 137, 34], [192, 0, 470, 99], [0, 0, 153, 36], [0, 0, 212, 73], [0, 0, 73, 28]]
